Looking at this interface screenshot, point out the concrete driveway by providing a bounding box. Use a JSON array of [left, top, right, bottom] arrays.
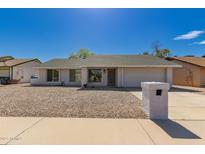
[[130, 85, 205, 120], [169, 87, 205, 120]]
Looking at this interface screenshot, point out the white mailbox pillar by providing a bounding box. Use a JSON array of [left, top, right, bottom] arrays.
[[141, 82, 170, 119]]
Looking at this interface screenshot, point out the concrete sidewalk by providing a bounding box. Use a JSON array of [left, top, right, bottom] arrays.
[[0, 117, 205, 145]]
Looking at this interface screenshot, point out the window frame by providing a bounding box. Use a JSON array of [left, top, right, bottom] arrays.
[[69, 69, 81, 82], [47, 69, 59, 82], [88, 69, 102, 83]]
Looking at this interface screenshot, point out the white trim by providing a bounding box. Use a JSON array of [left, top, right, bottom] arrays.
[[34, 67, 81, 69], [59, 69, 61, 82], [82, 65, 182, 68], [122, 67, 124, 87], [166, 68, 173, 86], [10, 67, 12, 79]]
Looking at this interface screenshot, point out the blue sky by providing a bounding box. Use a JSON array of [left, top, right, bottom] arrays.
[[0, 9, 205, 62]]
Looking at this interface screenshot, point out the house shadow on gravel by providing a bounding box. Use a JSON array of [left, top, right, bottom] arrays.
[[152, 119, 201, 139], [23, 85, 142, 92], [77, 87, 142, 92]]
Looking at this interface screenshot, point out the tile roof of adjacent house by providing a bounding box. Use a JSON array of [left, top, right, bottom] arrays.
[[167, 56, 205, 67], [0, 56, 14, 62], [0, 58, 41, 67], [36, 55, 180, 68]]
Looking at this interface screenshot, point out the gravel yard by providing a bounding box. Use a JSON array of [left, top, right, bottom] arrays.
[[0, 84, 146, 119]]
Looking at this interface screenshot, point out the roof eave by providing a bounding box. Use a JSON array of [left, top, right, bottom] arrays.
[[81, 65, 182, 68], [33, 66, 81, 69], [34, 65, 182, 69], [169, 58, 205, 68], [9, 59, 41, 67]]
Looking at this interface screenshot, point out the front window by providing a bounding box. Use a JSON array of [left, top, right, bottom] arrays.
[[88, 69, 102, 82], [47, 69, 59, 82], [70, 69, 81, 82]]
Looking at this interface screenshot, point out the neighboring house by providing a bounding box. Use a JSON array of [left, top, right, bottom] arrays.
[[167, 56, 205, 87], [31, 55, 180, 87], [0, 56, 41, 83]]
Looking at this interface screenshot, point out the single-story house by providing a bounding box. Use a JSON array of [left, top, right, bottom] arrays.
[[31, 55, 180, 87], [167, 56, 205, 87], [0, 56, 41, 83]]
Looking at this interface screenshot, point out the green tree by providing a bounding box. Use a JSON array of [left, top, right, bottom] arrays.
[[142, 51, 150, 55], [69, 48, 94, 59], [161, 48, 170, 57], [152, 42, 170, 58], [154, 48, 170, 58]]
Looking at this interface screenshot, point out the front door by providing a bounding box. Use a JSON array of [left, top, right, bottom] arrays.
[[107, 69, 116, 86]]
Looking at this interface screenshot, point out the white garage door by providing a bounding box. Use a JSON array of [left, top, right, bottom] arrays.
[[123, 68, 166, 87]]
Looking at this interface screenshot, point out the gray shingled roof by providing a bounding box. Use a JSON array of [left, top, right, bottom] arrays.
[[36, 58, 82, 69], [81, 55, 180, 67], [36, 55, 180, 68]]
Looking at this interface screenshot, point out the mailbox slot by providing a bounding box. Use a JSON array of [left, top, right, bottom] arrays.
[[156, 89, 162, 96]]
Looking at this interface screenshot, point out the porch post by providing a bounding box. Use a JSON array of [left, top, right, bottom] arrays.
[[81, 67, 88, 87], [10, 67, 13, 80], [166, 67, 173, 87], [117, 68, 122, 87]]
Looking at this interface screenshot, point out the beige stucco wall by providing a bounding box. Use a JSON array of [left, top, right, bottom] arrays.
[[31, 68, 48, 85], [32, 67, 172, 88], [13, 61, 41, 83], [31, 68, 81, 86], [200, 68, 205, 86], [171, 60, 201, 87]]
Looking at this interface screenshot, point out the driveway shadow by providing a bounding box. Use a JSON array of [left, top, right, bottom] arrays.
[[77, 87, 142, 92], [152, 119, 201, 139], [170, 87, 201, 93], [23, 84, 141, 92]]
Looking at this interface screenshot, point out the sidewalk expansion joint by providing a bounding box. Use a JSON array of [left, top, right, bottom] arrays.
[[137, 120, 156, 145], [5, 117, 45, 145]]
